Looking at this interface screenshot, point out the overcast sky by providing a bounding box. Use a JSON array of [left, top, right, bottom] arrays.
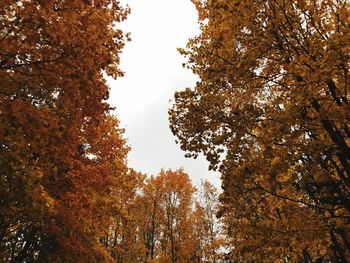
[[108, 0, 220, 188]]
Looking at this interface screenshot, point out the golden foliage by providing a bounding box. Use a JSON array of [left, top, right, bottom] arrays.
[[170, 0, 350, 261], [103, 170, 224, 263], [0, 0, 130, 261]]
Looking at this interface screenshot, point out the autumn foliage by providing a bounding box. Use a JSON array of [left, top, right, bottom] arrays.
[[102, 169, 223, 263], [0, 0, 130, 261], [5, 0, 350, 262], [0, 1, 226, 262], [170, 0, 350, 262]]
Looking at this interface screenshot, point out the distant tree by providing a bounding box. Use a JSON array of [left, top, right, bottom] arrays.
[[103, 169, 221, 263], [169, 0, 350, 261], [153, 169, 196, 263], [103, 170, 147, 263], [0, 0, 130, 261], [138, 172, 167, 262], [192, 181, 224, 263]]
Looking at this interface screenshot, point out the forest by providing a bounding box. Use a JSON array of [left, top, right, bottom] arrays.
[[1, 0, 350, 262]]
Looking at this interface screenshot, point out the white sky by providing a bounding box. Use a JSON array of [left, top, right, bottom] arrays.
[[108, 0, 220, 188]]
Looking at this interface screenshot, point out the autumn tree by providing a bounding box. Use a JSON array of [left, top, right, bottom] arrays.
[[103, 170, 147, 263], [122, 169, 198, 263], [155, 169, 196, 263], [169, 0, 350, 261], [0, 0, 130, 261], [101, 168, 224, 263], [137, 171, 168, 262], [192, 180, 224, 263]]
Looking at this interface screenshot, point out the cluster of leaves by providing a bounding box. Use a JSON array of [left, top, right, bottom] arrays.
[[0, 0, 131, 261], [170, 0, 350, 262], [102, 169, 224, 263]]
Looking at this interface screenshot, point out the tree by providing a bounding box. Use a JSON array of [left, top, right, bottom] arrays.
[[103, 170, 147, 263], [0, 0, 130, 261], [156, 169, 196, 263], [169, 0, 350, 261], [192, 180, 224, 263], [137, 172, 167, 262], [103, 169, 207, 263]]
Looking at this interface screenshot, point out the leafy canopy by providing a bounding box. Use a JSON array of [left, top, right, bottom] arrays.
[[170, 0, 350, 261]]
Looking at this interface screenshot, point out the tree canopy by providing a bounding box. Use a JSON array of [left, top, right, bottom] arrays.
[[4, 0, 350, 262], [169, 0, 350, 261], [0, 0, 130, 261], [102, 169, 223, 263]]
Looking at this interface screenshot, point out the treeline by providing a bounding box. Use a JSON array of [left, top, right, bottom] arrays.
[[102, 170, 223, 263], [169, 0, 350, 262]]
